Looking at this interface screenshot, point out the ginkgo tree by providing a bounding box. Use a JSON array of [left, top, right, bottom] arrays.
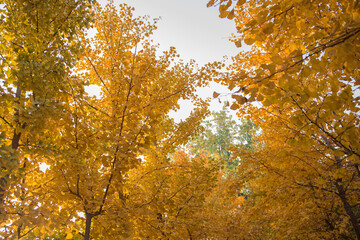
[[208, 0, 360, 239], [1, 2, 220, 239], [109, 134, 222, 239], [121, 111, 249, 239], [0, 0, 94, 236]]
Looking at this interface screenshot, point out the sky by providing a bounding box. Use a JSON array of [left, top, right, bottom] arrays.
[[110, 0, 238, 66], [96, 0, 240, 121]]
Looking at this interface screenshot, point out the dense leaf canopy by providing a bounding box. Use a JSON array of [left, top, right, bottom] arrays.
[[208, 0, 360, 239], [1, 0, 359, 239]]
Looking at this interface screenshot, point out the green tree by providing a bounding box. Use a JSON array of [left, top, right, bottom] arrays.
[[191, 106, 257, 171]]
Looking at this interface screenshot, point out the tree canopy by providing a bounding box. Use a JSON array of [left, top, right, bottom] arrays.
[[191, 106, 257, 171], [0, 2, 226, 239], [1, 0, 359, 239], [208, 0, 360, 239]]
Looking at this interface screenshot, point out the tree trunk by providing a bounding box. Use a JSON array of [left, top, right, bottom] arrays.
[[0, 177, 8, 206], [0, 86, 22, 207], [335, 181, 360, 240], [84, 212, 93, 240]]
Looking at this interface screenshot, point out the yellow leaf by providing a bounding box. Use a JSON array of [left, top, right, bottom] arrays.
[[3, 34, 14, 41], [262, 22, 274, 35], [66, 232, 73, 239], [227, 9, 235, 19], [244, 38, 255, 45], [207, 0, 215, 7], [271, 54, 282, 64], [219, 10, 229, 18], [213, 91, 220, 98], [262, 98, 272, 106], [236, 0, 246, 6], [257, 93, 264, 102], [296, 19, 305, 30], [232, 94, 247, 104], [230, 102, 239, 110]]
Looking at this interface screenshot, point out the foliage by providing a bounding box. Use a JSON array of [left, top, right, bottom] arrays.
[[0, 2, 223, 239], [191, 106, 257, 171], [125, 148, 222, 239], [0, 0, 95, 237], [209, 0, 360, 239], [5, 0, 358, 239]]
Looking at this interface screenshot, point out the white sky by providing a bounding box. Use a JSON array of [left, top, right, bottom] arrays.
[[111, 0, 238, 65], [97, 0, 239, 120]]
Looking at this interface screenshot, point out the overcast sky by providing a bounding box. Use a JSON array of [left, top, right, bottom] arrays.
[[97, 0, 239, 120], [112, 0, 238, 66]]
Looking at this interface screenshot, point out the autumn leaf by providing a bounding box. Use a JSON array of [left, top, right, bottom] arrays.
[[230, 102, 239, 110], [235, 40, 242, 48], [213, 91, 220, 98]]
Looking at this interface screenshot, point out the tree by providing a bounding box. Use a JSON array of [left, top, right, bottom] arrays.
[[122, 147, 222, 239], [2, 3, 218, 239], [208, 0, 360, 239], [191, 106, 257, 171], [0, 0, 94, 236], [123, 115, 249, 239]]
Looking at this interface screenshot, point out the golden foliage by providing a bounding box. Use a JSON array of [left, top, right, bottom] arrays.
[[209, 0, 360, 239], [0, 2, 224, 239]]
